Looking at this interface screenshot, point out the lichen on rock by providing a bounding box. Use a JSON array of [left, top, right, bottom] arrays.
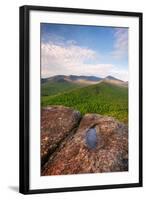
[[41, 106, 81, 166], [41, 106, 128, 176]]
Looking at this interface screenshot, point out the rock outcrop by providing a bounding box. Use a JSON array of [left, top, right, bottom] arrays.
[[41, 106, 128, 175], [41, 106, 81, 166]]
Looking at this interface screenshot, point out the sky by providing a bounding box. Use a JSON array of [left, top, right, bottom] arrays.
[[41, 23, 128, 81]]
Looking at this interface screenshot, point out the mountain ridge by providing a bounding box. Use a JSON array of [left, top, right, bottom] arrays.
[[41, 74, 126, 84]]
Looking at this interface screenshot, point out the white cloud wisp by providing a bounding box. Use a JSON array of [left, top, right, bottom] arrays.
[[111, 28, 128, 59], [41, 41, 128, 81]]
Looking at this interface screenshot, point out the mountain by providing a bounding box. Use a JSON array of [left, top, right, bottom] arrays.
[[41, 75, 128, 97], [103, 75, 128, 86], [41, 75, 102, 96], [68, 75, 102, 82], [41, 75, 66, 83], [42, 75, 102, 83], [41, 81, 128, 123], [42, 75, 125, 84], [41, 78, 82, 96], [104, 75, 122, 81]]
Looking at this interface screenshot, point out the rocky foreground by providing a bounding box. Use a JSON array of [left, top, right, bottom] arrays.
[[41, 106, 128, 175]]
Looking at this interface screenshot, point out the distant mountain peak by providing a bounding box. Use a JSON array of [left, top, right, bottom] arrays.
[[104, 75, 123, 82], [42, 74, 125, 85], [105, 75, 117, 80]]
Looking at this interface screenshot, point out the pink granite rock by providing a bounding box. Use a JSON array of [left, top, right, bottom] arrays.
[[41, 111, 128, 175]]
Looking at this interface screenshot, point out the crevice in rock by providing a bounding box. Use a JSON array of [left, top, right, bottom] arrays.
[[41, 115, 82, 168], [41, 106, 128, 175]]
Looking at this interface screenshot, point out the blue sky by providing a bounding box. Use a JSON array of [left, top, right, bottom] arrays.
[[41, 23, 128, 81]]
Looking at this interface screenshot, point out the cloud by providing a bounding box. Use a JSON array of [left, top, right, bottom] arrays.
[[41, 32, 78, 47], [111, 28, 128, 59], [41, 41, 128, 81], [41, 42, 98, 75]]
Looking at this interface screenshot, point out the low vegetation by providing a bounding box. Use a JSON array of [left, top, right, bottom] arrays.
[[41, 82, 128, 123], [41, 80, 81, 96]]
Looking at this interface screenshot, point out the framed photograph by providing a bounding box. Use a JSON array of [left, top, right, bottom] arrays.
[[19, 5, 143, 194]]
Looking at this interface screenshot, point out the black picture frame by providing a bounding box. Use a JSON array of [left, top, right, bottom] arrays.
[[19, 5, 143, 194]]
